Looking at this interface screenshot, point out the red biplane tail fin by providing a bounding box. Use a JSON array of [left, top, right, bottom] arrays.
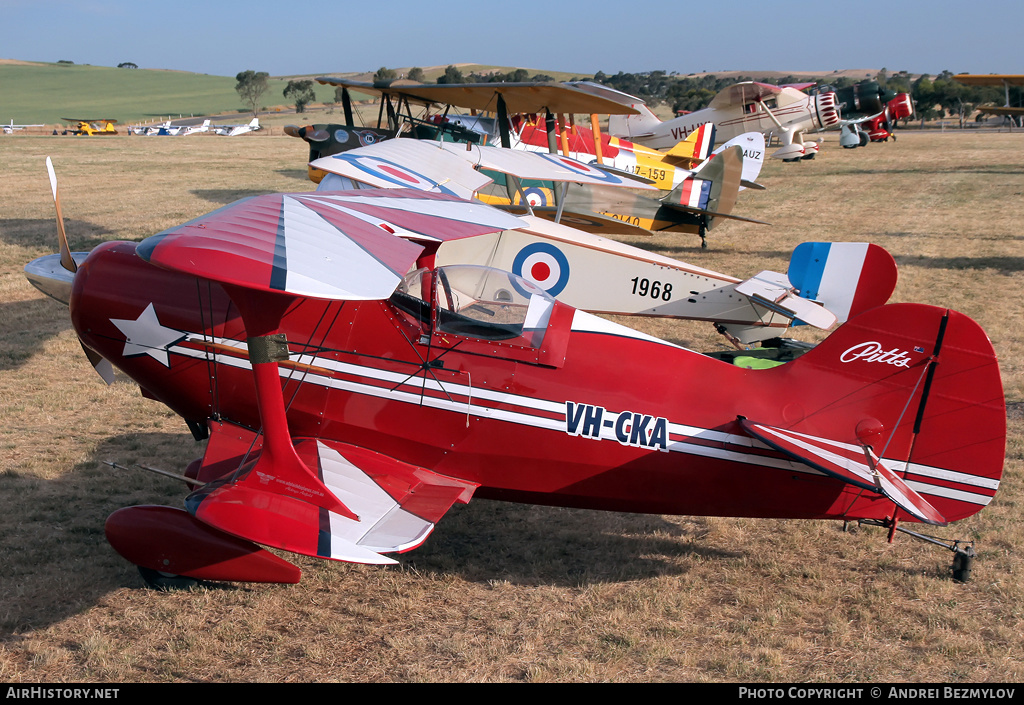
[[757, 303, 1004, 524]]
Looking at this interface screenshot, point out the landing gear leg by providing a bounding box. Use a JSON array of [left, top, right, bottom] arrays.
[[858, 518, 978, 582], [699, 223, 707, 250]]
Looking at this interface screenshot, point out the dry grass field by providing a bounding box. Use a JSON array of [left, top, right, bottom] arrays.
[[0, 128, 1022, 682]]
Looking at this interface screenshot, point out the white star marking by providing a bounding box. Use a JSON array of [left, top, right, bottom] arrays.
[[110, 303, 186, 367]]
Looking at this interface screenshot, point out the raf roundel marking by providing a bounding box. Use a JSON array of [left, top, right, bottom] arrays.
[[522, 187, 548, 207], [512, 242, 570, 297]]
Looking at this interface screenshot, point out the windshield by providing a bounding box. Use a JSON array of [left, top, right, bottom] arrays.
[[392, 265, 555, 346]]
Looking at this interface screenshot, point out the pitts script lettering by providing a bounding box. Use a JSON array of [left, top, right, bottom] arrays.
[[840, 341, 916, 367], [565, 402, 669, 451]]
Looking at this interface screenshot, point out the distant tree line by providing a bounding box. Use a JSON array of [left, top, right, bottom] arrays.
[[374, 65, 562, 85], [236, 65, 1022, 121]]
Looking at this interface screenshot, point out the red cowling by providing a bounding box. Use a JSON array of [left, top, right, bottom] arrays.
[[105, 505, 301, 584]]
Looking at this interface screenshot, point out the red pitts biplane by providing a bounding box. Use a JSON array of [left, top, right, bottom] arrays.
[[26, 160, 1005, 587]]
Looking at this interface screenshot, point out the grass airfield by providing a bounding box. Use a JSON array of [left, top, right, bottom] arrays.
[[0, 127, 1022, 682]]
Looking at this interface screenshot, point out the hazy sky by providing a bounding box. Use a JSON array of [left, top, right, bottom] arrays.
[[2, 0, 1021, 78]]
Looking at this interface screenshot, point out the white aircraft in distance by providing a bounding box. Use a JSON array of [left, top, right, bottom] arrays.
[[152, 119, 212, 136], [183, 119, 211, 135], [607, 82, 842, 162], [212, 117, 261, 136], [3, 119, 44, 134]]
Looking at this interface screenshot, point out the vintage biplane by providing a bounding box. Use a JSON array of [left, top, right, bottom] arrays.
[[607, 82, 842, 162], [25, 158, 1004, 586], [953, 74, 1024, 126], [308, 138, 892, 343], [296, 79, 767, 247], [61, 118, 118, 136], [305, 77, 765, 191]]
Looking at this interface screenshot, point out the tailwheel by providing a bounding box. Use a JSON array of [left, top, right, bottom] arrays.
[[137, 566, 199, 591], [952, 545, 976, 583]]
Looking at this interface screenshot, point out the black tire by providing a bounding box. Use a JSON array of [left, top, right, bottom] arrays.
[[138, 566, 199, 591], [952, 552, 974, 583]]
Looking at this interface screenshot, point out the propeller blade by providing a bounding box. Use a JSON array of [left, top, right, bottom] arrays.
[[81, 341, 115, 385], [45, 157, 77, 274]]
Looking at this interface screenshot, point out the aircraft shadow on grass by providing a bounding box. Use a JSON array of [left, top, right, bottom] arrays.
[[0, 429, 737, 634], [1, 217, 117, 252], [190, 189, 272, 205]]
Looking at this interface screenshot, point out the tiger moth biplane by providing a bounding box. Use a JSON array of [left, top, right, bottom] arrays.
[[24, 160, 1005, 587]]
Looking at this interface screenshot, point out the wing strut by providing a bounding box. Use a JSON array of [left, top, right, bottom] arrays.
[[217, 285, 358, 521]]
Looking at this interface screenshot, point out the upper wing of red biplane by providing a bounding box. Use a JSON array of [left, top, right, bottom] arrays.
[[138, 189, 525, 300]]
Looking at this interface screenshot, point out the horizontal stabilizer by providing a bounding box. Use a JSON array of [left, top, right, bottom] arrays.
[[734, 271, 836, 330], [186, 438, 478, 564], [740, 420, 947, 526], [662, 146, 745, 228]]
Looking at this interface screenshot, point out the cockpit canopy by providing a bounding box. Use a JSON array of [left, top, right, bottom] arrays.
[[391, 265, 556, 348]]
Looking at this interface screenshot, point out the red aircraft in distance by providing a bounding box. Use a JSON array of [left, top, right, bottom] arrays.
[[25, 161, 1005, 587]]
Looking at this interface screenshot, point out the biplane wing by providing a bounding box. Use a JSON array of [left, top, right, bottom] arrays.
[[183, 423, 477, 564], [316, 79, 643, 117], [137, 189, 524, 298], [707, 82, 791, 110]]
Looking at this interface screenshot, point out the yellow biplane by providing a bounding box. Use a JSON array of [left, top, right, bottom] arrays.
[[61, 118, 118, 136]]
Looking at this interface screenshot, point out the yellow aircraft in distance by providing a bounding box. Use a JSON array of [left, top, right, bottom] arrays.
[[61, 118, 118, 136], [953, 74, 1024, 124]]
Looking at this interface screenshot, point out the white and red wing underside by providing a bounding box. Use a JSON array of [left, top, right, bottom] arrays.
[[310, 139, 658, 194], [184, 422, 477, 564]]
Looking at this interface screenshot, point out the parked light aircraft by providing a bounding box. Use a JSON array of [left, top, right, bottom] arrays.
[[3, 119, 44, 134], [132, 119, 212, 136], [607, 82, 841, 162], [309, 138, 895, 344], [212, 117, 261, 136], [61, 118, 118, 136], [24, 159, 1004, 586]]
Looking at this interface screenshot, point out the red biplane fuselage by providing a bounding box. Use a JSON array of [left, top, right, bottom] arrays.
[[71, 239, 1003, 528]]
